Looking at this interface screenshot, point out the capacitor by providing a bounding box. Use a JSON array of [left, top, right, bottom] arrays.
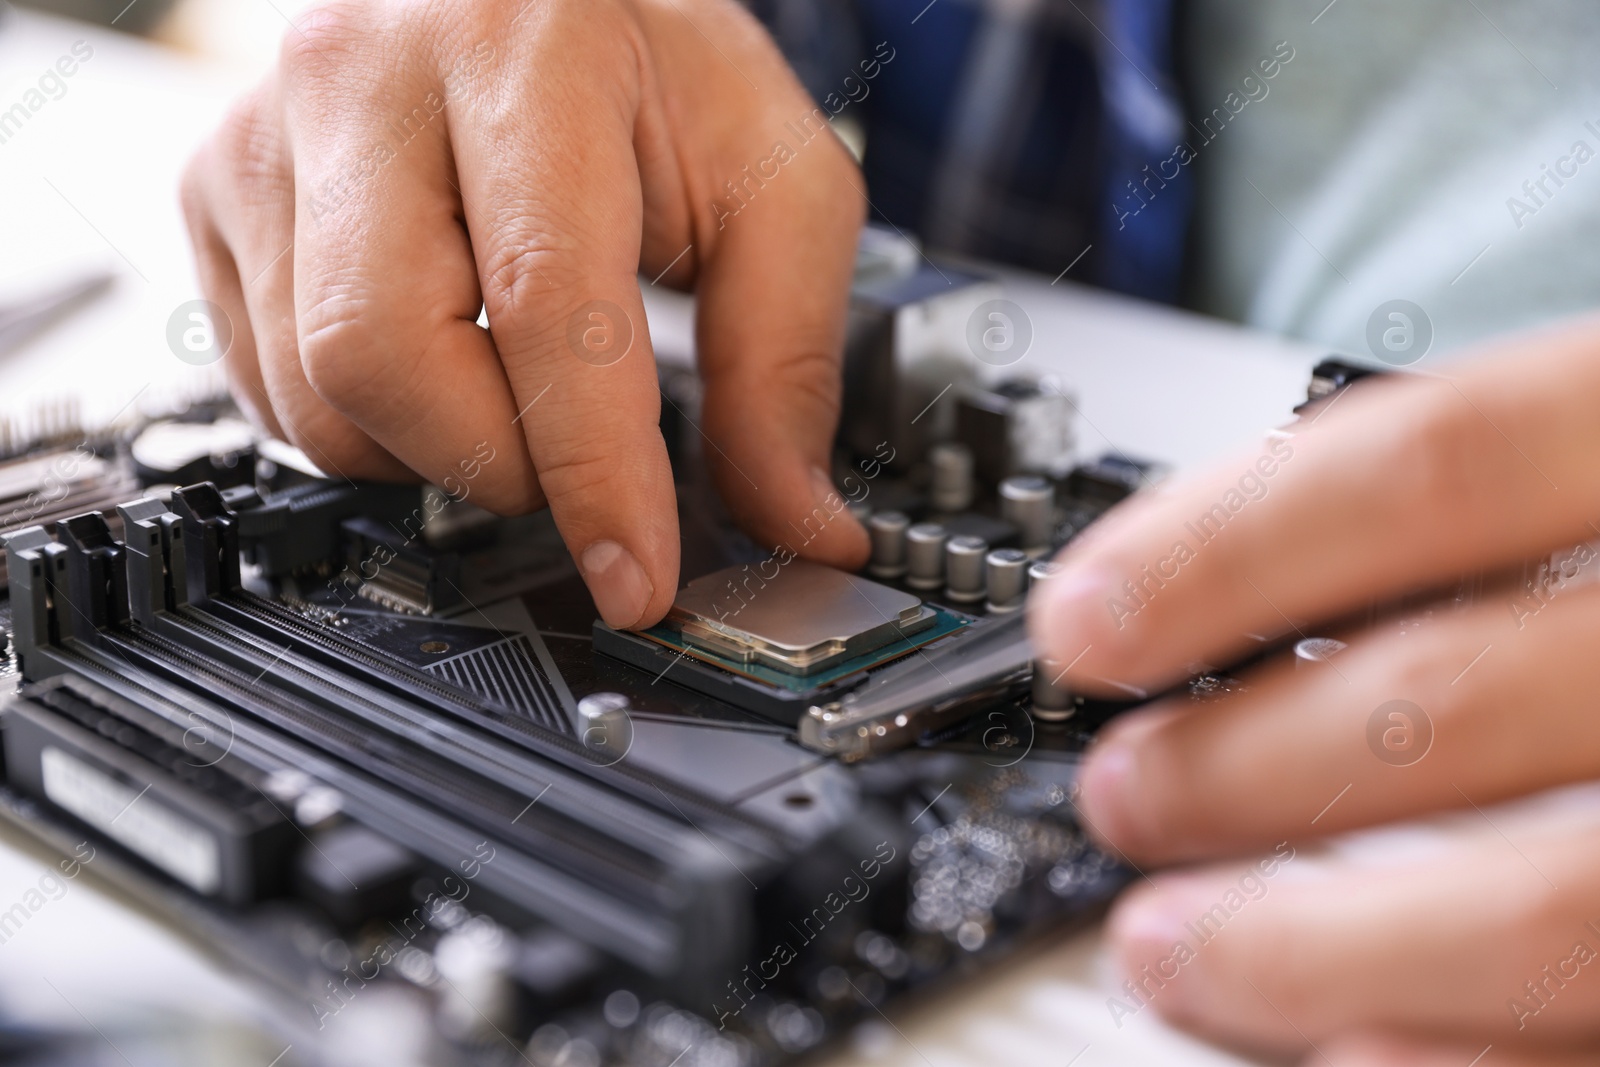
[[928, 442, 974, 512], [985, 548, 1029, 613], [1028, 559, 1061, 586], [905, 522, 948, 590], [576, 692, 632, 761], [944, 535, 988, 602], [999, 475, 1055, 553], [867, 511, 910, 578], [1030, 660, 1075, 722]]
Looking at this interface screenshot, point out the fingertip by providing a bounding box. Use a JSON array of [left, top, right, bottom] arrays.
[[1103, 874, 1219, 1027], [581, 539, 661, 629], [800, 466, 870, 569], [1106, 880, 1185, 970], [1026, 560, 1122, 685], [1078, 736, 1139, 849], [714, 456, 869, 572], [1076, 706, 1184, 860]]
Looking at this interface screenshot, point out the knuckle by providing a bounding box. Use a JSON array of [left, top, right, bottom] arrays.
[[768, 339, 842, 389], [530, 445, 620, 505], [210, 90, 287, 195], [479, 236, 580, 329], [298, 297, 376, 410], [718, 345, 840, 424], [278, 0, 368, 82], [466, 477, 545, 517]]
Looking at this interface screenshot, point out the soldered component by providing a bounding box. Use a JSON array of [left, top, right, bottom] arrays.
[[985, 548, 1028, 613], [928, 442, 974, 512], [867, 510, 910, 579], [1030, 659, 1075, 721], [905, 522, 947, 590], [999, 475, 1055, 553], [945, 535, 988, 603], [954, 379, 1076, 483]]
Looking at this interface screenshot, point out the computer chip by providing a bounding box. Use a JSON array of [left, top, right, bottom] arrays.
[[668, 559, 935, 676], [591, 560, 970, 719]]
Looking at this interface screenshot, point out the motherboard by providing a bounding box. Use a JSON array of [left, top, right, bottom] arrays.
[[0, 248, 1360, 1066]]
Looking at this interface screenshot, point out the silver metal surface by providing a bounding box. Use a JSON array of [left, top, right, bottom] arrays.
[[867, 510, 910, 578], [669, 559, 934, 675], [1028, 558, 1061, 584], [929, 442, 974, 512], [1030, 661, 1075, 721], [800, 612, 1033, 760], [999, 475, 1055, 551], [985, 548, 1028, 613], [906, 522, 948, 590], [945, 535, 988, 603]]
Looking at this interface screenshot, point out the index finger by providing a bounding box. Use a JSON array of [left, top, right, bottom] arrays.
[[1028, 319, 1600, 696]]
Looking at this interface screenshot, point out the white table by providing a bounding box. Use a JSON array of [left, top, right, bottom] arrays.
[[0, 8, 1319, 1064]]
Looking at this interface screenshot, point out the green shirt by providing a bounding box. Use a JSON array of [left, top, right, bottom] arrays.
[[1185, 0, 1600, 361]]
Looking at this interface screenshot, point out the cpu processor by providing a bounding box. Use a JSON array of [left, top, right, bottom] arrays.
[[592, 560, 969, 723], [669, 560, 936, 675]]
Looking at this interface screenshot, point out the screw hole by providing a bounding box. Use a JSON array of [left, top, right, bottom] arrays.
[[784, 793, 814, 809], [420, 641, 449, 654]]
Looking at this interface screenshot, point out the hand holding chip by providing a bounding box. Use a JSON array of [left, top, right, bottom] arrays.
[[182, 0, 869, 633]]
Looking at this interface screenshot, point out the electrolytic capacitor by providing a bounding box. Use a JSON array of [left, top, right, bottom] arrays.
[[576, 692, 633, 760], [1028, 559, 1061, 585], [928, 442, 974, 512], [985, 548, 1029, 613], [1030, 660, 1075, 722], [906, 522, 948, 590], [867, 511, 910, 578], [945, 535, 989, 602], [999, 475, 1056, 553]]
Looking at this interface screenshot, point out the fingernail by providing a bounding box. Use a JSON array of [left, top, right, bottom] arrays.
[[1110, 884, 1190, 959], [580, 540, 654, 629]]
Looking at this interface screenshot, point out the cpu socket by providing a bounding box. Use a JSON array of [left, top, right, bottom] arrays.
[[667, 560, 936, 676], [592, 560, 969, 721]]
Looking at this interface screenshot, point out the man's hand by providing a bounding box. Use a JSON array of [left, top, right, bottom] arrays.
[[181, 0, 869, 629], [1028, 318, 1600, 1063]]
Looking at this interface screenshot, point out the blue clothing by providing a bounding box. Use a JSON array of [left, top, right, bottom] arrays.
[[750, 0, 1193, 302]]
